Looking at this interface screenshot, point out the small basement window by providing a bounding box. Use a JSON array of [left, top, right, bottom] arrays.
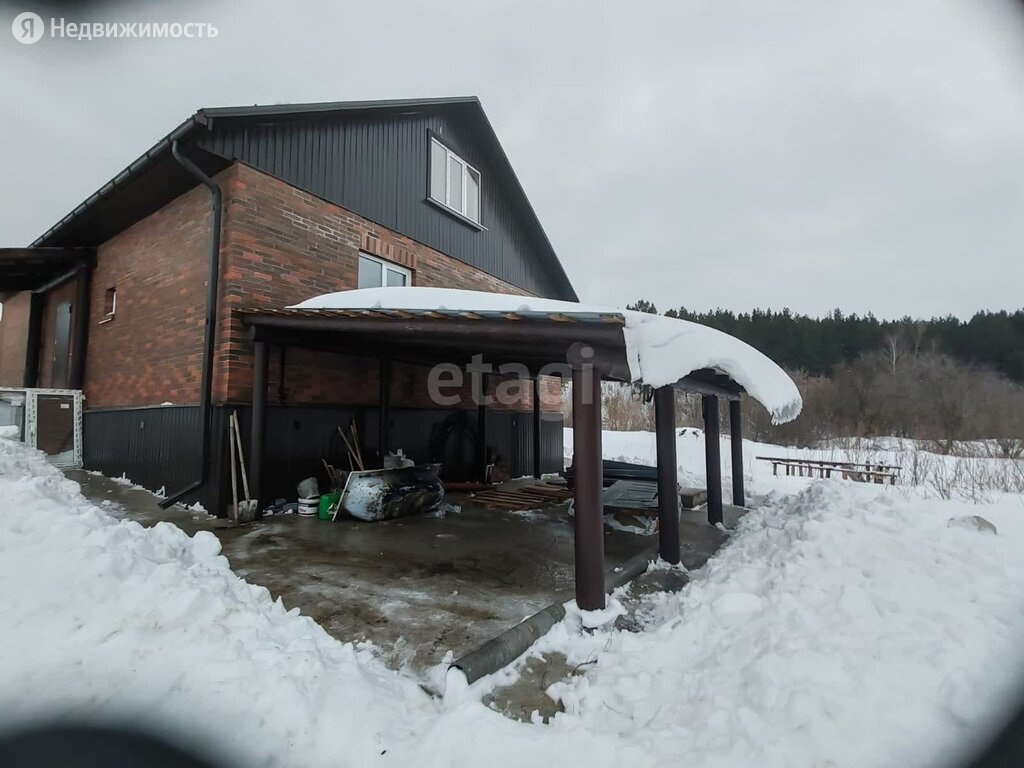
[[429, 137, 481, 224], [358, 253, 411, 289], [100, 287, 116, 322]]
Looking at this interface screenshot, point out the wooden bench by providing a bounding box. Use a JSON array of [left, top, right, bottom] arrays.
[[756, 456, 901, 485]]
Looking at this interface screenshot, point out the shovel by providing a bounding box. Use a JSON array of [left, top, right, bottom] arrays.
[[231, 411, 258, 523]]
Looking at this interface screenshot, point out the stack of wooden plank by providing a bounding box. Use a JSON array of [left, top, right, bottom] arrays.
[[469, 483, 573, 510]]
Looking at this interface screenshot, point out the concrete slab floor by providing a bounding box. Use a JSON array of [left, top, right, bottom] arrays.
[[66, 470, 658, 675]]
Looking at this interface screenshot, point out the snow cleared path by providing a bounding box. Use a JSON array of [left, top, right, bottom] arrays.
[[1, 432, 1022, 767]]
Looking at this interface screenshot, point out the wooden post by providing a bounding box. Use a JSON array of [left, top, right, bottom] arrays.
[[477, 372, 488, 482], [729, 399, 744, 507], [655, 386, 680, 564], [532, 376, 542, 479], [379, 357, 391, 463], [250, 340, 268, 514], [572, 364, 605, 610], [703, 395, 723, 526]]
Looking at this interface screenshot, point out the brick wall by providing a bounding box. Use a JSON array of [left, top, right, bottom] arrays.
[[218, 163, 558, 410], [0, 292, 30, 387], [83, 183, 211, 407], [73, 160, 561, 411]]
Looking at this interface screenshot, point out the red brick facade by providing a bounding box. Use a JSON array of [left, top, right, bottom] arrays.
[[82, 183, 211, 407], [70, 161, 561, 411]]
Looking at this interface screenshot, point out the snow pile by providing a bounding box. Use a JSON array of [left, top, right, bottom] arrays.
[[521, 480, 1024, 768], [2, 434, 1023, 767], [0, 437, 433, 764], [291, 287, 802, 423]]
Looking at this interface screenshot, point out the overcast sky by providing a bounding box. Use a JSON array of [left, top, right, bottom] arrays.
[[2, 0, 1023, 318]]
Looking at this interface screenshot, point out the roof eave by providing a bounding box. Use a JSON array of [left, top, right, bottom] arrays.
[[30, 112, 209, 247]]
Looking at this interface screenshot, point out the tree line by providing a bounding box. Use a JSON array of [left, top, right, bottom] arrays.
[[628, 301, 1024, 384], [624, 301, 1024, 454]]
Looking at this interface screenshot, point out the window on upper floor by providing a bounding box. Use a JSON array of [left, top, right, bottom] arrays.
[[358, 252, 411, 289], [429, 137, 481, 224]]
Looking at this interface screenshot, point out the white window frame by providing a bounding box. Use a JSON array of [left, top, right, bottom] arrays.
[[429, 137, 481, 224], [99, 287, 117, 324], [358, 252, 412, 289]]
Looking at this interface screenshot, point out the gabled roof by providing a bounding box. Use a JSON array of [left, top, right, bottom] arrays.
[[31, 97, 576, 300]]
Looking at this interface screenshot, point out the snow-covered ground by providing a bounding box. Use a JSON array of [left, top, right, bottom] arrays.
[[1, 429, 1022, 767]]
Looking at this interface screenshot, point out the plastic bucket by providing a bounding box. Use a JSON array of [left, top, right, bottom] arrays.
[[298, 496, 320, 517], [319, 492, 341, 520]]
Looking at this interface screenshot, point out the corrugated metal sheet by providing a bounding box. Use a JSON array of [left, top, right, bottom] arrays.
[[83, 406, 205, 503], [198, 110, 571, 299]]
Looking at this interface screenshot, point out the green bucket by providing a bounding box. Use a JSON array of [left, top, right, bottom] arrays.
[[319, 492, 341, 520]]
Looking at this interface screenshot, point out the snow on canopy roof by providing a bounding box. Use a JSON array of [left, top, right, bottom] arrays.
[[291, 287, 803, 424]]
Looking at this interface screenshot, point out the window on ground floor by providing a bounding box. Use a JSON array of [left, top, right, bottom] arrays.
[[358, 253, 411, 289]]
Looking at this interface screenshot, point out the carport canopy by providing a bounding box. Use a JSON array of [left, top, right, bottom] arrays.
[[0, 248, 93, 295], [239, 287, 803, 611]]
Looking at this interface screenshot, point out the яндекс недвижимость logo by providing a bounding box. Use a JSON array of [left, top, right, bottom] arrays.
[[11, 11, 44, 44]]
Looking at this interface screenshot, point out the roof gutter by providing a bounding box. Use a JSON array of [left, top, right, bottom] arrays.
[[32, 114, 208, 247], [159, 139, 222, 510]]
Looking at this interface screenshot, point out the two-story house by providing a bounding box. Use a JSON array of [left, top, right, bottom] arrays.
[[0, 97, 576, 513]]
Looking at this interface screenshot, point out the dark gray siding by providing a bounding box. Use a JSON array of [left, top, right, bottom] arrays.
[[85, 404, 564, 517], [197, 110, 570, 299], [83, 406, 208, 506]]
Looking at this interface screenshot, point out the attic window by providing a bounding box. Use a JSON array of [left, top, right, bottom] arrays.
[[429, 137, 481, 224]]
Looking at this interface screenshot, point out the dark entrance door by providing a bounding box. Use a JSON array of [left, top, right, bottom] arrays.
[[51, 301, 72, 389]]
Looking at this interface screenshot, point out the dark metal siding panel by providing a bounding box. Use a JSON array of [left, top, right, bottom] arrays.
[[198, 112, 567, 298], [83, 406, 205, 502], [84, 404, 564, 518], [485, 410, 564, 477]]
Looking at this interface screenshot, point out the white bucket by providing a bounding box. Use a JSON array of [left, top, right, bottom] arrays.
[[297, 496, 320, 517]]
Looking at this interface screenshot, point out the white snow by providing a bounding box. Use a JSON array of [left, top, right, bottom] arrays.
[[290, 287, 802, 424], [2, 429, 1023, 767], [0, 435, 433, 764]]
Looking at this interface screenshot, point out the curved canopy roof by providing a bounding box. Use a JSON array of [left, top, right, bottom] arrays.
[[288, 287, 802, 424]]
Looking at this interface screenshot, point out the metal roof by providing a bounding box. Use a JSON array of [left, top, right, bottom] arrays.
[[237, 306, 744, 398], [0, 248, 93, 294], [235, 306, 624, 325], [29, 97, 577, 302]]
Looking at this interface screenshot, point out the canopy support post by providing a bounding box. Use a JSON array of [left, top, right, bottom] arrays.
[[378, 357, 391, 463], [572, 364, 605, 610], [729, 399, 745, 507], [250, 339, 268, 515], [655, 386, 680, 564], [703, 394, 723, 526], [532, 376, 542, 479], [476, 372, 488, 482]]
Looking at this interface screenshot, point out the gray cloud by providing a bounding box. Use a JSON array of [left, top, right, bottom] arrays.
[[2, 0, 1023, 318]]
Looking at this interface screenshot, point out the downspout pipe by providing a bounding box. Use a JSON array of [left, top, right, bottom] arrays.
[[159, 141, 222, 509]]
